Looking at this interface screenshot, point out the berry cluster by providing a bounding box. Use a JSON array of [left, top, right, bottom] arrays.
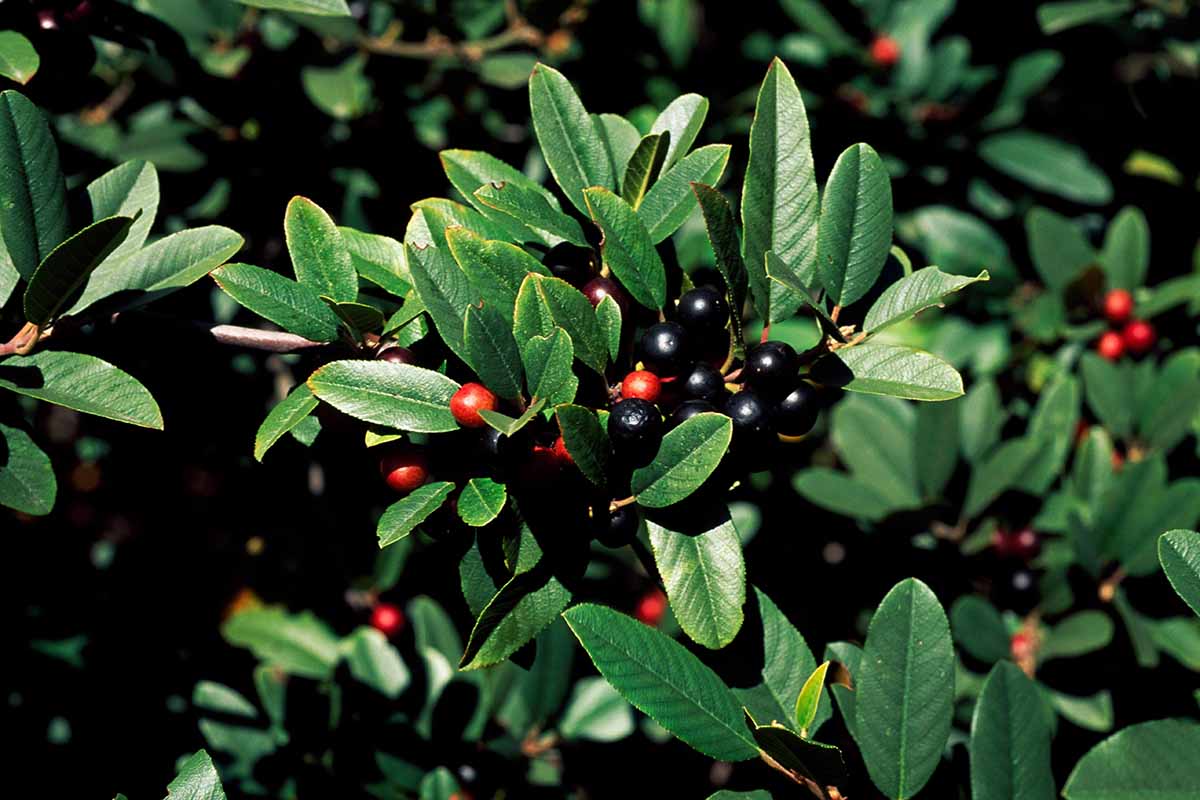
[[1096, 288, 1155, 361]]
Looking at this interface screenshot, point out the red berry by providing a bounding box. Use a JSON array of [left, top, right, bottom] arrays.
[[621, 370, 662, 403], [870, 35, 901, 67], [1097, 331, 1125, 361], [635, 589, 667, 626], [1112, 450, 1125, 471], [380, 449, 430, 494], [1074, 421, 1090, 446], [371, 603, 405, 637], [450, 383, 498, 428], [1010, 631, 1035, 661], [552, 435, 573, 466], [1102, 289, 1134, 324], [518, 445, 563, 485], [1011, 528, 1041, 561], [582, 276, 630, 313], [1122, 320, 1156, 354]]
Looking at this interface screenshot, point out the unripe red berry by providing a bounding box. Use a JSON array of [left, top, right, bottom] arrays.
[[450, 383, 498, 428], [1011, 528, 1041, 561], [552, 435, 573, 466], [1102, 289, 1134, 324], [370, 602, 405, 637], [1112, 450, 1125, 471], [635, 589, 667, 627], [1097, 331, 1125, 361], [1010, 631, 1035, 661], [621, 370, 662, 403], [870, 35, 901, 67], [1122, 319, 1156, 354], [380, 449, 429, 494]]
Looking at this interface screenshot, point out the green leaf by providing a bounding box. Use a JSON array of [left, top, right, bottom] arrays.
[[899, 206, 1014, 283], [742, 58, 818, 319], [68, 225, 244, 315], [960, 379, 1006, 463], [222, 607, 341, 680], [596, 294, 623, 361], [1159, 530, 1200, 617], [562, 603, 758, 761], [87, 160, 157, 263], [164, 750, 227, 800], [1080, 352, 1135, 438], [1099, 206, 1149, 291], [440, 148, 565, 244], [863, 267, 989, 334], [302, 54, 372, 120], [327, 300, 383, 337], [446, 226, 549, 324], [621, 132, 669, 210], [254, 383, 319, 462], [693, 182, 749, 314], [212, 263, 342, 342], [1038, 0, 1133, 34], [815, 344, 964, 401], [915, 398, 960, 500], [473, 181, 589, 247], [522, 328, 577, 405], [559, 677, 635, 742], [795, 661, 830, 735], [0, 90, 68, 279], [408, 198, 512, 247], [0, 350, 162, 428], [377, 482, 455, 547], [650, 93, 709, 170], [478, 398, 545, 437], [463, 303, 524, 402], [583, 187, 667, 310], [983, 50, 1064, 129], [818, 143, 894, 307], [647, 506, 745, 649], [1026, 207, 1097, 290], [460, 563, 571, 670], [970, 662, 1055, 800], [964, 437, 1041, 517], [855, 578, 955, 800], [792, 467, 896, 521], [406, 243, 480, 363], [342, 627, 410, 699], [232, 0, 350, 16], [529, 64, 611, 212], [1047, 688, 1114, 733], [1041, 611, 1114, 661], [341, 227, 409, 297], [556, 404, 609, 487], [639, 145, 731, 244], [458, 478, 506, 527], [594, 113, 641, 187], [308, 361, 460, 433], [980, 131, 1112, 205], [745, 710, 846, 786], [950, 596, 1010, 664], [0, 32, 39, 85], [631, 413, 732, 508], [1063, 718, 1200, 799], [285, 196, 356, 302], [0, 422, 55, 515], [513, 273, 607, 372], [830, 395, 920, 509], [23, 215, 134, 327]]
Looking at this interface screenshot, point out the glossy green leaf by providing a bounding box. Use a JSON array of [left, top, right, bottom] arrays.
[[1026, 207, 1096, 290], [595, 294, 622, 361], [830, 395, 920, 508], [980, 131, 1112, 205], [212, 263, 342, 342], [1080, 352, 1135, 438], [951, 596, 1010, 663], [816, 344, 964, 401], [308, 361, 460, 433], [473, 180, 588, 247], [408, 198, 512, 247], [446, 226, 548, 324], [222, 607, 340, 680], [594, 113, 641, 187], [899, 206, 1014, 282], [863, 267, 989, 333], [631, 413, 732, 508], [621, 132, 669, 210], [1160, 530, 1200, 617], [818, 143, 893, 307], [0, 350, 162, 428], [522, 327, 577, 405], [406, 243, 480, 363], [650, 93, 709, 169], [461, 563, 571, 670], [792, 467, 895, 522], [647, 506, 745, 648], [0, 32, 39, 85], [478, 398, 545, 437], [23, 215, 134, 327], [914, 398, 960, 500], [341, 227, 409, 296], [513, 273, 607, 372], [559, 677, 635, 742], [87, 160, 157, 263], [0, 90, 67, 279], [639, 144, 731, 243], [342, 627, 410, 699], [0, 422, 55, 515], [563, 603, 758, 761], [254, 383, 318, 462], [693, 182, 749, 314], [529, 64, 611, 212], [377, 482, 455, 547], [1100, 206, 1149, 291], [556, 404, 609, 487], [855, 578, 954, 800], [795, 661, 830, 735], [441, 148, 564, 245], [458, 478, 506, 527], [164, 750, 227, 800], [583, 186, 667, 310], [233, 0, 350, 16], [964, 437, 1041, 517], [1038, 0, 1133, 34], [285, 196, 356, 302], [464, 302, 524, 402], [1063, 718, 1200, 799], [1041, 611, 1114, 661], [745, 710, 846, 785], [970, 662, 1055, 800]]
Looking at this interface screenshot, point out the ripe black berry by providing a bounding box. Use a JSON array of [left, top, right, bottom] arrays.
[[638, 322, 690, 376], [669, 399, 717, 429], [608, 398, 663, 452], [723, 390, 772, 440], [542, 242, 594, 287], [676, 286, 728, 337], [681, 362, 725, 402], [772, 383, 818, 436], [595, 506, 640, 548], [744, 340, 799, 396]]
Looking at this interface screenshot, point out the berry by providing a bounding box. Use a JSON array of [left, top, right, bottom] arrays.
[[993, 528, 1041, 561], [1097, 331, 1125, 361], [518, 445, 564, 486], [552, 435, 573, 466], [870, 35, 901, 67], [998, 568, 1039, 613], [1102, 288, 1134, 324], [681, 362, 725, 402], [370, 603, 405, 637], [380, 449, 430, 494], [1111, 449, 1125, 471], [1010, 631, 1035, 662], [450, 383, 498, 428], [582, 276, 630, 313], [724, 390, 772, 440], [542, 242, 594, 287], [743, 341, 799, 396], [638, 322, 690, 376], [621, 370, 662, 403], [669, 399, 717, 429], [378, 346, 417, 365], [596, 506, 640, 548], [1122, 319, 1156, 354], [772, 383, 819, 436], [635, 589, 668, 626], [608, 398, 663, 451], [676, 286, 728, 337]]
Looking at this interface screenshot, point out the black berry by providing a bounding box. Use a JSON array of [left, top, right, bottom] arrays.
[[723, 390, 772, 440], [638, 322, 690, 376], [583, 276, 630, 313], [595, 506, 640, 548], [676, 286, 728, 337], [681, 362, 725, 402], [744, 340, 799, 396], [542, 242, 594, 287], [378, 346, 417, 365], [669, 399, 717, 429], [772, 383, 819, 436], [608, 398, 663, 452]]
